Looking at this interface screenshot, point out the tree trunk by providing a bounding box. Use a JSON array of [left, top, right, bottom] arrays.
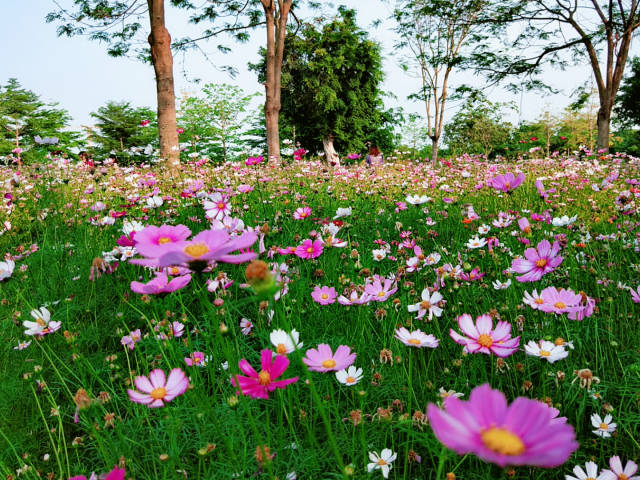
[[147, 0, 180, 172], [323, 136, 340, 166], [430, 137, 439, 166], [596, 107, 611, 152], [261, 0, 292, 161]]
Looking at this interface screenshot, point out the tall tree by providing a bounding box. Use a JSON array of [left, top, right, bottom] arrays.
[[0, 78, 75, 162], [615, 56, 640, 127], [178, 83, 258, 161], [251, 7, 395, 159], [393, 0, 487, 165], [475, 0, 640, 152], [90, 101, 158, 162], [47, 0, 180, 169]]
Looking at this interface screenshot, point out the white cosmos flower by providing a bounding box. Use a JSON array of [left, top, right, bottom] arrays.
[[405, 194, 431, 205], [122, 220, 144, 236], [591, 413, 616, 438], [466, 235, 487, 249], [23, 307, 61, 336], [394, 327, 439, 348], [270, 329, 303, 354], [372, 249, 386, 261], [146, 195, 163, 208], [333, 207, 352, 219], [478, 224, 491, 235], [492, 279, 511, 290], [524, 340, 569, 363], [0, 259, 15, 281], [552, 215, 578, 227], [335, 366, 363, 386], [367, 449, 397, 479], [407, 289, 444, 320], [565, 461, 603, 480]]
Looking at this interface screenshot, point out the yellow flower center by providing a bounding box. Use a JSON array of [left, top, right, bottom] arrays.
[[276, 343, 287, 355], [194, 356, 202, 364], [554, 338, 565, 346], [377, 459, 387, 466], [600, 423, 609, 430], [258, 370, 271, 386], [346, 376, 356, 384], [477, 334, 493, 348], [36, 317, 46, 327], [158, 237, 172, 245], [321, 293, 329, 299], [420, 301, 431, 309], [307, 247, 313, 253], [554, 302, 566, 309], [377, 291, 386, 297], [322, 359, 337, 369], [619, 474, 628, 480], [408, 338, 421, 345], [150, 387, 166, 400], [217, 202, 226, 210], [481, 427, 525, 456], [184, 243, 209, 258], [505, 183, 511, 190], [169, 267, 180, 275], [535, 259, 548, 268], [524, 226, 532, 235], [539, 350, 551, 357], [535, 298, 545, 304]]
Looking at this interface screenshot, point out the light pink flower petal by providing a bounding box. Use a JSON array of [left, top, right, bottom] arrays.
[[457, 314, 478, 338], [134, 375, 153, 393], [149, 369, 166, 389]]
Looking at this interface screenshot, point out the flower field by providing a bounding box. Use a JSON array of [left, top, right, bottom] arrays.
[[1, 154, 639, 480]]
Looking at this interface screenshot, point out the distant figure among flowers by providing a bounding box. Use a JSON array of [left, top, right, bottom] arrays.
[[366, 146, 384, 167]]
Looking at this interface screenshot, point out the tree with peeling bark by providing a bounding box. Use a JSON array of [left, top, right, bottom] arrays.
[[473, 0, 640, 152], [393, 0, 487, 166], [47, 0, 182, 170]]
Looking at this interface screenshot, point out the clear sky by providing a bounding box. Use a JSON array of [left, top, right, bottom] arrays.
[[0, 0, 628, 130]]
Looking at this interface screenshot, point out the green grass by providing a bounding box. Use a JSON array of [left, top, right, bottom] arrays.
[[0, 156, 639, 479]]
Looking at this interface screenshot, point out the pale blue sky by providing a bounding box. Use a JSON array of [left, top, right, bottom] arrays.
[[0, 0, 622, 129]]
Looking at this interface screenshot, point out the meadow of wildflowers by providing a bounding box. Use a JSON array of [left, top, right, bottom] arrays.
[[1, 151, 639, 479]]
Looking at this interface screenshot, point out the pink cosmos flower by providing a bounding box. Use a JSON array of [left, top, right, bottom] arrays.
[[337, 289, 372, 305], [538, 287, 583, 314], [364, 274, 398, 302], [293, 206, 312, 220], [449, 314, 520, 358], [459, 267, 485, 282], [311, 285, 337, 305], [394, 327, 439, 348], [204, 192, 231, 220], [511, 239, 563, 282], [517, 217, 532, 235], [130, 272, 192, 295], [600, 456, 639, 480], [231, 349, 298, 399], [489, 172, 525, 193], [427, 384, 578, 467], [69, 465, 125, 480], [277, 246, 298, 255], [121, 329, 141, 350], [185, 352, 208, 367], [157, 229, 258, 270], [303, 344, 356, 372], [631, 286, 640, 303], [127, 368, 189, 408], [295, 239, 323, 259], [133, 224, 192, 259]]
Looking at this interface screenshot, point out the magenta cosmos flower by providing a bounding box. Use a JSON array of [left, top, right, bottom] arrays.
[[427, 384, 578, 468], [130, 271, 192, 295], [295, 239, 323, 259], [127, 368, 189, 408], [489, 172, 525, 193], [293, 206, 312, 220], [449, 314, 520, 358], [311, 285, 337, 305], [511, 239, 563, 282], [133, 224, 192, 258], [303, 344, 356, 372], [231, 349, 298, 399], [69, 466, 125, 480], [157, 229, 257, 270]]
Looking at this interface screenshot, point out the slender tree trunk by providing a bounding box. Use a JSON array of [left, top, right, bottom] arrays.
[[430, 137, 439, 166], [147, 0, 180, 172], [323, 136, 340, 166], [596, 107, 611, 152], [261, 0, 292, 161]]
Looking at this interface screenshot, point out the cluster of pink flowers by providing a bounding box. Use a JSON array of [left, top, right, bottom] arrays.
[[523, 286, 595, 320]]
